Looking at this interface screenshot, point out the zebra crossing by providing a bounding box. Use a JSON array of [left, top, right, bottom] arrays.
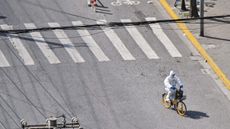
[[0, 17, 183, 67], [121, 19, 159, 59], [97, 20, 135, 61], [25, 23, 61, 64], [1, 24, 35, 65], [72, 21, 110, 62], [48, 22, 86, 63]]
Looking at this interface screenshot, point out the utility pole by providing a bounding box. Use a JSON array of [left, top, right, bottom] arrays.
[[200, 0, 204, 36], [20, 115, 83, 129]]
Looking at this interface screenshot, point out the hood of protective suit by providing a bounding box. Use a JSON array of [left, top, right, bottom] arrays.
[[169, 70, 176, 78]]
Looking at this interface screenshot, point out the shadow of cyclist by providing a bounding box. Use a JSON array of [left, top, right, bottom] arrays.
[[0, 16, 6, 19], [185, 110, 209, 119]]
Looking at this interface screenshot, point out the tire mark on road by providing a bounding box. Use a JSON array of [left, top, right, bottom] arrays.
[[75, 66, 102, 129], [94, 64, 121, 128], [55, 65, 76, 116]]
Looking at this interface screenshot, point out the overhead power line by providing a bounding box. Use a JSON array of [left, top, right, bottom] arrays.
[[0, 15, 229, 34]]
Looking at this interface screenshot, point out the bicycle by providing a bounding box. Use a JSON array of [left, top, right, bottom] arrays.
[[162, 87, 187, 116]]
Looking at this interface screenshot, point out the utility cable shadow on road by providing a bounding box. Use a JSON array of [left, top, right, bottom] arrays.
[[23, 0, 97, 22], [1, 15, 230, 34], [185, 110, 209, 119]]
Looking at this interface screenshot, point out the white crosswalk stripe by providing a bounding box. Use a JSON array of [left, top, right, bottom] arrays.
[[145, 17, 182, 57], [0, 24, 35, 65], [121, 19, 159, 59], [72, 21, 110, 62], [48, 22, 85, 63], [24, 23, 61, 64], [97, 20, 135, 60], [0, 50, 10, 67]]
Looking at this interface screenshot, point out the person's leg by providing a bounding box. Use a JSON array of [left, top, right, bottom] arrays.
[[174, 0, 178, 7], [92, 0, 96, 11], [170, 89, 176, 100], [88, 0, 91, 6], [166, 89, 172, 101]]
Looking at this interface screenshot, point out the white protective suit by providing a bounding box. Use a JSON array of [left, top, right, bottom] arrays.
[[164, 71, 183, 101]]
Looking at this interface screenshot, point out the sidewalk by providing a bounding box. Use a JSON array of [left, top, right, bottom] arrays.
[[164, 0, 230, 86]]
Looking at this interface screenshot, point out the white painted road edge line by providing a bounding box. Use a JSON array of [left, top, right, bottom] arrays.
[[145, 17, 182, 57], [121, 19, 159, 59], [0, 24, 35, 65], [97, 20, 135, 60], [48, 22, 85, 63], [72, 21, 110, 62], [24, 23, 61, 64]]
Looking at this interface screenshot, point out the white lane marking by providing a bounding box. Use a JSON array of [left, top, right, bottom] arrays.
[[97, 20, 135, 60], [0, 24, 35, 65], [72, 21, 110, 62], [48, 22, 85, 63], [0, 50, 10, 67], [111, 0, 140, 6], [24, 23, 61, 64], [145, 17, 182, 57], [121, 19, 159, 59]]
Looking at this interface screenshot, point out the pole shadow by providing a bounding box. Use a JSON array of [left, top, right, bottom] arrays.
[[185, 110, 209, 119], [204, 35, 230, 42], [210, 18, 230, 24]]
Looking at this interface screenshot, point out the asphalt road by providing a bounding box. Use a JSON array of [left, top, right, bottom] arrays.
[[0, 0, 230, 129]]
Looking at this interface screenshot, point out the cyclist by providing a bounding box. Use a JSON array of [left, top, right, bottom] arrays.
[[164, 70, 183, 102]]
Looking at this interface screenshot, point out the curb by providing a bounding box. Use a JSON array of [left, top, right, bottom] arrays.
[[159, 0, 230, 89]]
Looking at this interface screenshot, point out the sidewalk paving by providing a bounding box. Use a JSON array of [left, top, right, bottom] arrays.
[[166, 0, 230, 80]]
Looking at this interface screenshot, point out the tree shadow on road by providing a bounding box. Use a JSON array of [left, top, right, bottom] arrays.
[[185, 110, 209, 119]]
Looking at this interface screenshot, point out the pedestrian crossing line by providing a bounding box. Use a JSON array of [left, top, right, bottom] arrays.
[[48, 22, 85, 63], [24, 23, 61, 64], [145, 17, 182, 57], [121, 19, 159, 59], [0, 50, 10, 67], [72, 21, 110, 62], [97, 20, 136, 61], [0, 24, 35, 65]]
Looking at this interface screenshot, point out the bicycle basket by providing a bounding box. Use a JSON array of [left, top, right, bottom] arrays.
[[176, 90, 183, 99]]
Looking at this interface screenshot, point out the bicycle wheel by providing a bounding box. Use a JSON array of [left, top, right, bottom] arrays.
[[176, 101, 187, 116], [162, 93, 171, 108]]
